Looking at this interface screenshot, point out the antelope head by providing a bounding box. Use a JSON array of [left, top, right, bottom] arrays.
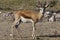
[[37, 1, 50, 14]]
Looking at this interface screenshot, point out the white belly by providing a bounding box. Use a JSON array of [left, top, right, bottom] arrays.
[[21, 16, 33, 23]]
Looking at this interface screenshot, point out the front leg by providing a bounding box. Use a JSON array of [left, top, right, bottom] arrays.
[[32, 22, 36, 39]]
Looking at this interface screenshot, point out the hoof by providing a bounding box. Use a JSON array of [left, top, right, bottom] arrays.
[[32, 35, 36, 40]]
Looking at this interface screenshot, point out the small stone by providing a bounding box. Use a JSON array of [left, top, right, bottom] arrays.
[[10, 34, 13, 36]]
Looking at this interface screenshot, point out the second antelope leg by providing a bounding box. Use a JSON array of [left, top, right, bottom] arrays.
[[10, 18, 21, 39]]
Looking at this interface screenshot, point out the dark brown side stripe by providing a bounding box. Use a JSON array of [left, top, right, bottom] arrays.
[[21, 14, 32, 19]]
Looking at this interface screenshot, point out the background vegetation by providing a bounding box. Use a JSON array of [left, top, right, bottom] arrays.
[[0, 0, 60, 11]]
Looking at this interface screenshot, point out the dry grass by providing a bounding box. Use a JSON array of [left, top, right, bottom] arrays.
[[0, 0, 60, 11], [0, 0, 60, 39]]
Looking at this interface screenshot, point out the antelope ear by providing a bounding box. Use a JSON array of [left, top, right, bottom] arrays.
[[44, 2, 49, 8], [45, 4, 49, 7]]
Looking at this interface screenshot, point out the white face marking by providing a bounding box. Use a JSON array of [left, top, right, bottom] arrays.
[[21, 16, 33, 23], [39, 8, 44, 14]]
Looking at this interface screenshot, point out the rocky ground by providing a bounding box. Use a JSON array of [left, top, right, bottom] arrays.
[[0, 11, 60, 40]]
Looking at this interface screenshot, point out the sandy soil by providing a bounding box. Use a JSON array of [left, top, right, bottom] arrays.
[[0, 11, 60, 40]]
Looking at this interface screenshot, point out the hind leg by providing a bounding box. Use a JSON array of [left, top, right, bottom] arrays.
[[10, 19, 20, 37], [10, 15, 21, 39]]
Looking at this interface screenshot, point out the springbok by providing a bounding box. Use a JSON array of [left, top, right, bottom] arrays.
[[10, 2, 49, 39]]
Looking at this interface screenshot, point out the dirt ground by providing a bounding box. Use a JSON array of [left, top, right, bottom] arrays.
[[0, 11, 60, 40]]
